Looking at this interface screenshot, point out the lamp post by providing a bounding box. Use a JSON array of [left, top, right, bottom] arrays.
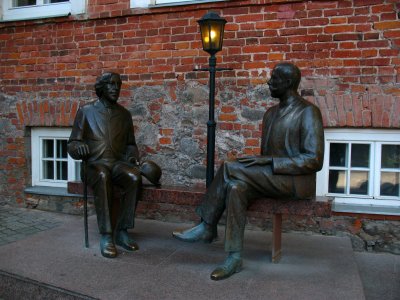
[[196, 12, 229, 188]]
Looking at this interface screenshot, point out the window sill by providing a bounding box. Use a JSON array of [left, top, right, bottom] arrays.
[[333, 197, 400, 216], [148, 0, 226, 8], [24, 186, 82, 198]]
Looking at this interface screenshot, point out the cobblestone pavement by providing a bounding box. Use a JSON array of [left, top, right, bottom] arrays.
[[0, 205, 62, 246]]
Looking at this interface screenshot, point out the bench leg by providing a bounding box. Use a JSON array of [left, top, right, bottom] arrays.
[[272, 213, 282, 263]]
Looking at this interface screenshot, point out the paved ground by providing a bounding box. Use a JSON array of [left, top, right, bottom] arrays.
[[0, 205, 62, 246], [0, 204, 399, 300]]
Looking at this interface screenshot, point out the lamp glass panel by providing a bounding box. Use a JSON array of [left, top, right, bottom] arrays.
[[199, 21, 225, 53]]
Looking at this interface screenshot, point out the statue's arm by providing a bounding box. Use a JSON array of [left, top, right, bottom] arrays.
[[238, 109, 273, 167], [68, 108, 90, 160], [273, 105, 324, 175]]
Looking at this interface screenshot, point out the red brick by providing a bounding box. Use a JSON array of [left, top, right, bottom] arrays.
[[330, 17, 347, 24], [331, 50, 362, 58], [245, 139, 259, 147], [374, 21, 400, 30], [363, 32, 380, 40], [307, 1, 337, 10], [288, 35, 318, 43], [371, 4, 396, 14], [379, 49, 400, 57], [159, 137, 172, 145], [361, 58, 391, 66], [300, 18, 329, 27], [325, 25, 355, 34], [219, 114, 237, 122], [255, 21, 285, 30], [358, 40, 389, 48], [380, 13, 397, 21], [160, 128, 174, 135], [355, 24, 372, 32], [277, 10, 296, 19], [279, 28, 307, 36], [324, 8, 354, 17], [235, 14, 264, 23], [269, 53, 284, 61]]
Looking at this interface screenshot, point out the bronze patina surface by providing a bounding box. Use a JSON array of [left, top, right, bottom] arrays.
[[173, 62, 325, 280], [68, 72, 161, 258]]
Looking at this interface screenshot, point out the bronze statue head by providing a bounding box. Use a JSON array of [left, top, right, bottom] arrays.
[[95, 72, 122, 104], [268, 63, 301, 98]]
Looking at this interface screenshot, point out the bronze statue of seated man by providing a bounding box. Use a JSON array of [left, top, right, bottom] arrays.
[[173, 62, 324, 280], [68, 72, 161, 258]]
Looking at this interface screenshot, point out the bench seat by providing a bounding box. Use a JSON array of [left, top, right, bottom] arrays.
[[68, 182, 332, 262]]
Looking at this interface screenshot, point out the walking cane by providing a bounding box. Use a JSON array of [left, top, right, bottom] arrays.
[[83, 158, 89, 248]]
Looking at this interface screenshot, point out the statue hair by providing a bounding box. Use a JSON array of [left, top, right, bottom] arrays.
[[95, 72, 121, 98]]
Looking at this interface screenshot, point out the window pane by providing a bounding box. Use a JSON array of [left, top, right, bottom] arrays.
[[329, 143, 347, 167], [12, 0, 36, 7], [381, 145, 400, 169], [43, 0, 68, 3], [75, 161, 82, 181], [328, 170, 346, 193], [380, 172, 399, 197], [42, 161, 54, 180], [56, 161, 68, 180], [56, 140, 67, 158], [350, 171, 369, 195], [42, 140, 54, 158], [351, 144, 370, 168]]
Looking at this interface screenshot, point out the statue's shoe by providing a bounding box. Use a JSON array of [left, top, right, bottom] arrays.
[[116, 230, 139, 251], [100, 234, 117, 258], [172, 222, 217, 243], [210, 256, 242, 281]]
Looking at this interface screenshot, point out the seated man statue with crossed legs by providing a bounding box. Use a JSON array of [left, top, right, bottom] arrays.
[[173, 62, 324, 280]]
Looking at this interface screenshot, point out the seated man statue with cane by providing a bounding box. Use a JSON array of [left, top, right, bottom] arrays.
[[68, 72, 161, 258], [173, 62, 324, 280]]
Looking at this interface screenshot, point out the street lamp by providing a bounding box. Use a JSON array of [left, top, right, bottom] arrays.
[[196, 12, 229, 187], [198, 12, 227, 56]]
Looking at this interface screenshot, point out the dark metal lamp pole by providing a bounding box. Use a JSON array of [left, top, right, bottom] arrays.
[[196, 11, 229, 188]]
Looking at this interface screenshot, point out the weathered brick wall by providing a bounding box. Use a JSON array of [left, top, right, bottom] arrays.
[[0, 0, 399, 204]]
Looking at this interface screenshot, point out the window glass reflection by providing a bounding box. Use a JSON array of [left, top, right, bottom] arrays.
[[56, 140, 67, 159], [75, 161, 82, 181], [42, 140, 54, 158], [12, 0, 36, 7], [351, 144, 370, 168], [329, 143, 347, 167], [350, 171, 369, 195], [381, 145, 400, 169], [328, 170, 346, 194], [43, 161, 54, 180], [56, 161, 68, 180], [380, 172, 399, 197]]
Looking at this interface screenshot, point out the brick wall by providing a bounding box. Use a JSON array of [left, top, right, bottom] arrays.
[[0, 0, 399, 204]]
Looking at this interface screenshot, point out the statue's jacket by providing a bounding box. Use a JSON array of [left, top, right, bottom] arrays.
[[68, 100, 139, 163], [261, 98, 325, 199]]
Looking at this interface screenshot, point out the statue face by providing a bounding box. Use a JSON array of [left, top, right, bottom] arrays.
[[102, 74, 122, 103], [267, 68, 288, 99]]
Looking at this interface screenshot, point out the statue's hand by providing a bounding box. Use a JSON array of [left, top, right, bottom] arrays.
[[76, 144, 90, 160], [237, 156, 272, 168]]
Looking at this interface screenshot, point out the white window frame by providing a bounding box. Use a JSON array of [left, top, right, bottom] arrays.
[[31, 127, 79, 188], [316, 129, 400, 215], [1, 0, 85, 22], [131, 0, 225, 8]]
